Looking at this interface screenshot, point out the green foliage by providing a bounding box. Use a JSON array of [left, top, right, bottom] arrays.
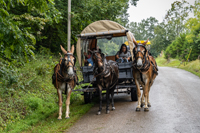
[[0, 55, 84, 132], [0, 0, 58, 63], [164, 0, 200, 61], [156, 56, 200, 78], [165, 0, 193, 36], [129, 17, 158, 40]]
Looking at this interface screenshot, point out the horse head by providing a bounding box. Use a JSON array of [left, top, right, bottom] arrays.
[[132, 39, 149, 69], [60, 45, 76, 79], [88, 48, 105, 72]]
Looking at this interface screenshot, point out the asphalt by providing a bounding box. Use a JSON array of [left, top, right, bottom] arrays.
[[66, 67, 200, 133]]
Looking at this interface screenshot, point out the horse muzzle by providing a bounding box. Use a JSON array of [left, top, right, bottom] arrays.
[[136, 59, 143, 68]]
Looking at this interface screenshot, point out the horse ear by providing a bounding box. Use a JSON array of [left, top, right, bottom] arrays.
[[142, 39, 149, 46], [132, 39, 138, 45], [60, 45, 67, 54], [71, 45, 74, 54]]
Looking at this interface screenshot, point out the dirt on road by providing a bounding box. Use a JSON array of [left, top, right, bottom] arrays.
[[66, 67, 200, 133]]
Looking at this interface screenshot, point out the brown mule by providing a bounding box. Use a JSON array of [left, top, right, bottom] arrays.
[[52, 45, 77, 119], [132, 39, 158, 111], [89, 48, 119, 115]]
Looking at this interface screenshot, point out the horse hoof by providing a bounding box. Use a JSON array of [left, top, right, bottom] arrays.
[[144, 108, 149, 112], [136, 108, 140, 112], [65, 117, 70, 119], [106, 110, 110, 114], [141, 103, 144, 107], [112, 107, 115, 111], [97, 111, 101, 115], [148, 103, 151, 107]]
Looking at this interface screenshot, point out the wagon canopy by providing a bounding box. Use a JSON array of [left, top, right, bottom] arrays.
[[76, 20, 136, 66]]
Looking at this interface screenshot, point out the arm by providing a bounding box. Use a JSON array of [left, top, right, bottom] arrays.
[[115, 51, 120, 59]]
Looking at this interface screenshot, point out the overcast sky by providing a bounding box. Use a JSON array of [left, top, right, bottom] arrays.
[[127, 0, 196, 23]]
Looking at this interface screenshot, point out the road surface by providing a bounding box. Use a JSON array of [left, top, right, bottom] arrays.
[[67, 67, 200, 133]]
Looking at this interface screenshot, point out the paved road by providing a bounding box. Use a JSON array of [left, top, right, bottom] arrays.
[[67, 67, 200, 133]]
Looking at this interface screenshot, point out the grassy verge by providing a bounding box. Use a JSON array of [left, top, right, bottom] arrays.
[[156, 56, 200, 77], [22, 100, 94, 133], [0, 54, 94, 132]]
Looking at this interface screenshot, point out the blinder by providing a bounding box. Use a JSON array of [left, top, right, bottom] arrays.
[[60, 53, 76, 74], [133, 43, 147, 56], [64, 53, 76, 65]]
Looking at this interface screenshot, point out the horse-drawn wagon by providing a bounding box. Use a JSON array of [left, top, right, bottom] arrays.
[[52, 20, 158, 118], [75, 20, 138, 103]]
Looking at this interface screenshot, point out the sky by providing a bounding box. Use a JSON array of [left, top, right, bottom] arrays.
[[127, 0, 196, 23]]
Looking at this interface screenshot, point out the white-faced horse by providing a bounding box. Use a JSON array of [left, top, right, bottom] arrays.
[[132, 39, 158, 111], [52, 45, 77, 119]]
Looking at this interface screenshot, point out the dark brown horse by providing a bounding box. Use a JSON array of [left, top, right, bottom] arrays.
[[89, 49, 119, 115], [132, 39, 158, 111], [52, 45, 77, 119]]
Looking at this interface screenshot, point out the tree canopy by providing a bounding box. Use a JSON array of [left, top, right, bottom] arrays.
[[0, 0, 140, 64]]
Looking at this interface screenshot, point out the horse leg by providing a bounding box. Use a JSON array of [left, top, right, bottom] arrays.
[[141, 85, 145, 107], [106, 88, 110, 114], [141, 93, 145, 107], [135, 80, 141, 111], [111, 89, 115, 111], [65, 85, 72, 119], [57, 89, 63, 120], [143, 81, 150, 111], [97, 85, 102, 115], [147, 86, 151, 107]]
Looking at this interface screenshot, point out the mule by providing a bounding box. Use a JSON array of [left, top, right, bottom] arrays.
[[52, 45, 77, 119], [132, 39, 158, 111], [89, 48, 119, 115]]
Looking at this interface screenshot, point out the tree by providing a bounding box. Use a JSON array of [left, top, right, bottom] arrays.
[[164, 0, 193, 36], [164, 0, 200, 61], [129, 17, 158, 40], [0, 0, 60, 63]]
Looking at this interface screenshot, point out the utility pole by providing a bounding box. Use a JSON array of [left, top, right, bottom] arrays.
[[68, 0, 71, 51]]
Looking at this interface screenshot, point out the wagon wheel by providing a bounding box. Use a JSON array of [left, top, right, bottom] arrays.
[[84, 92, 92, 104], [131, 87, 138, 101]]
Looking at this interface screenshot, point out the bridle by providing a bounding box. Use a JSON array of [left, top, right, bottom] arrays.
[[89, 50, 109, 77], [61, 52, 76, 75], [90, 50, 104, 64], [133, 44, 150, 70]]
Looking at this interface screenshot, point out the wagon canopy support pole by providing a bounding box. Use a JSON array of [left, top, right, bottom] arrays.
[[68, 0, 71, 51]]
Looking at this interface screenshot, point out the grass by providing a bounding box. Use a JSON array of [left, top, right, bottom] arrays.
[[22, 100, 94, 133], [0, 54, 95, 132], [156, 56, 200, 78]]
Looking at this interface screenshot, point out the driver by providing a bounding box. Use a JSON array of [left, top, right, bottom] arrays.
[[115, 44, 131, 63]]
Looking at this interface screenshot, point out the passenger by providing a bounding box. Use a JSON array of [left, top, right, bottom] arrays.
[[115, 44, 131, 63], [84, 48, 96, 66]]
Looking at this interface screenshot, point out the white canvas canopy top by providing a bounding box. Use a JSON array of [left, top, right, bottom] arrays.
[[76, 20, 136, 66]]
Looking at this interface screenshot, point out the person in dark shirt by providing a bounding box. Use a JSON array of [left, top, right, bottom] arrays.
[[115, 44, 131, 63]]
